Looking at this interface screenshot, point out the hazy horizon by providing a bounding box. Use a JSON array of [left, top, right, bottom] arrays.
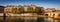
[[0, 0, 60, 10]]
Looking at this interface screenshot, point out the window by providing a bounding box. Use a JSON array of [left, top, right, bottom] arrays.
[[53, 14, 55, 16], [45, 14, 48, 16]]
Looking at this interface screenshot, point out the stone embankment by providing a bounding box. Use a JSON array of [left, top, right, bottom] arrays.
[[5, 13, 38, 17], [0, 13, 60, 19], [0, 13, 45, 17], [0, 13, 52, 17], [0, 13, 3, 16]]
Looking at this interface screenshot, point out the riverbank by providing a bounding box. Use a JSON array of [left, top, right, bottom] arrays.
[[0, 13, 47, 17], [0, 13, 60, 19]]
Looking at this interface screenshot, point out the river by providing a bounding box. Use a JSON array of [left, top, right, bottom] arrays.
[[0, 17, 60, 22]]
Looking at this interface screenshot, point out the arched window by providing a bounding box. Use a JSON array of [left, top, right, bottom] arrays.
[[45, 14, 48, 16], [53, 14, 55, 16]]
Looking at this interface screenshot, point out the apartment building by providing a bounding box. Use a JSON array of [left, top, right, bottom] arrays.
[[0, 6, 5, 13]]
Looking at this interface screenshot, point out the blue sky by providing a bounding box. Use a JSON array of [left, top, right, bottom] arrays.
[[0, 0, 60, 10]]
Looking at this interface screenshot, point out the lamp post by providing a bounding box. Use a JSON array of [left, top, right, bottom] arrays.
[[3, 7, 6, 22]]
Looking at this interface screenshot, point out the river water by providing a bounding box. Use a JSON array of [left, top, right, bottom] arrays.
[[0, 17, 60, 22]]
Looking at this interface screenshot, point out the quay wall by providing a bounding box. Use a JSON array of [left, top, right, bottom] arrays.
[[0, 13, 3, 16]]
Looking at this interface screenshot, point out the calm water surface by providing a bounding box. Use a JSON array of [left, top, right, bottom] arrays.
[[0, 17, 60, 22]]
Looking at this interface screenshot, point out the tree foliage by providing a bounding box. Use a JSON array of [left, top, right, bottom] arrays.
[[11, 7, 24, 14], [27, 7, 34, 13], [11, 8, 17, 14], [11, 6, 44, 14], [35, 7, 41, 13]]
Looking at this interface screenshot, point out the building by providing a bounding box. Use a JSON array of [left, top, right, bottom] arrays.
[[44, 8, 60, 18], [44, 8, 55, 13], [0, 6, 5, 16], [0, 6, 5, 13]]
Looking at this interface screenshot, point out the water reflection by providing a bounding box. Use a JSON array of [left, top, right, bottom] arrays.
[[44, 17, 54, 22], [0, 17, 60, 22], [3, 16, 6, 22], [54, 20, 60, 22], [0, 17, 3, 22], [37, 17, 45, 22]]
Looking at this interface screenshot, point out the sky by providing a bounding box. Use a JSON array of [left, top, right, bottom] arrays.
[[0, 0, 60, 10]]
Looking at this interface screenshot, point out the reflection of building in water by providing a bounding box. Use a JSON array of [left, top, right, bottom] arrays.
[[44, 8, 60, 18], [5, 17, 37, 22], [44, 16, 60, 22], [47, 18, 54, 22], [37, 17, 45, 22], [22, 17, 37, 22], [44, 18, 54, 22], [54, 20, 60, 22]]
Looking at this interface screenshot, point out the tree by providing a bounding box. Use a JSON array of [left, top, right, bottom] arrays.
[[27, 6, 34, 13], [11, 7, 24, 14], [18, 7, 24, 13], [11, 8, 17, 14], [35, 7, 42, 14]]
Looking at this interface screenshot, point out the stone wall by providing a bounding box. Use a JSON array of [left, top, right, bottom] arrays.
[[0, 13, 3, 16], [5, 13, 38, 16]]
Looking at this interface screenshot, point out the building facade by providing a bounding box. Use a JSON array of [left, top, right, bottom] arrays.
[[0, 6, 5, 13], [44, 8, 60, 18]]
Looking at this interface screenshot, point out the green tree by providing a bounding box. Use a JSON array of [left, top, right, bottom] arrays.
[[11, 8, 17, 14], [11, 7, 24, 14], [18, 7, 24, 13], [27, 7, 34, 13], [35, 7, 42, 13]]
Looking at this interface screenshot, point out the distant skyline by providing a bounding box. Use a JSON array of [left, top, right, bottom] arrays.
[[0, 0, 60, 10]]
